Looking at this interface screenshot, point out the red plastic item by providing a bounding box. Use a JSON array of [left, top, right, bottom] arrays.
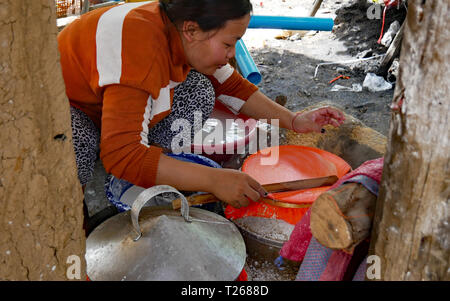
[[225, 145, 351, 225], [383, 0, 399, 8], [236, 269, 248, 281], [378, 1, 400, 44]]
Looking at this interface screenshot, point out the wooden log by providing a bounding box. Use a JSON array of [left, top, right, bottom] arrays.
[[377, 22, 405, 77], [310, 183, 377, 251]]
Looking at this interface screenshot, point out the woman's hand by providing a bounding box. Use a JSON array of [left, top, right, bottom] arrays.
[[209, 169, 267, 208], [292, 107, 346, 134]]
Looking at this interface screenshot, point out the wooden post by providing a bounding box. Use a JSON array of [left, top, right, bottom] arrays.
[[276, 0, 323, 39], [81, 0, 90, 14], [309, 0, 324, 17], [0, 0, 85, 280], [378, 22, 405, 77], [368, 0, 450, 281]]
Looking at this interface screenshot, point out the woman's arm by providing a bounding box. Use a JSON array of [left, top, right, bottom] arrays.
[[101, 85, 266, 208], [240, 90, 346, 133], [240, 90, 296, 129], [155, 154, 267, 208]]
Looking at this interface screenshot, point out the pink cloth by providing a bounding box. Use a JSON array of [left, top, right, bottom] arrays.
[[335, 157, 384, 186], [280, 157, 384, 262], [319, 250, 353, 281], [279, 210, 312, 262]]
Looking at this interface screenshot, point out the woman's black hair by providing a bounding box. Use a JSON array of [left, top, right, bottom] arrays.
[[159, 0, 253, 31]]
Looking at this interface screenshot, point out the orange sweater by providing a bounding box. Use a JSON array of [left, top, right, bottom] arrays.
[[58, 1, 258, 188]]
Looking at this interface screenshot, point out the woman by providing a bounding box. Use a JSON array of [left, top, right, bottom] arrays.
[[58, 0, 345, 209]]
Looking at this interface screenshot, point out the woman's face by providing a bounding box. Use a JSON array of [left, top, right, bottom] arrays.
[[181, 14, 251, 75]]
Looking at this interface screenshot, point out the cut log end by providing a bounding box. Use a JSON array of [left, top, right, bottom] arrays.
[[311, 193, 353, 249], [311, 183, 377, 251]]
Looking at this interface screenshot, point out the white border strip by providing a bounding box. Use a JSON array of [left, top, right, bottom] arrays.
[[139, 81, 181, 147], [96, 2, 150, 87], [213, 64, 234, 84], [217, 94, 245, 115]]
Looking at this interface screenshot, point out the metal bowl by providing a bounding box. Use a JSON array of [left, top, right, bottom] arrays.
[[232, 216, 299, 267]]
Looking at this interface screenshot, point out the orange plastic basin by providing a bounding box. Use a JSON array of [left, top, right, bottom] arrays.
[[225, 145, 351, 225], [242, 145, 350, 204]]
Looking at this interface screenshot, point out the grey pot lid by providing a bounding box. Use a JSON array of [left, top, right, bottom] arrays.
[[86, 185, 246, 281]]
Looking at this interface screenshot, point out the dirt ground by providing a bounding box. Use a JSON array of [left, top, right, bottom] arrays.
[[244, 0, 406, 136], [84, 0, 407, 281]]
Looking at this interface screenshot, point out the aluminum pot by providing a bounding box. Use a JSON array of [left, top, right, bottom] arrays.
[[86, 185, 246, 281]]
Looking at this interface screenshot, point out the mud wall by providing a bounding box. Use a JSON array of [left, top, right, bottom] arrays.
[[0, 0, 85, 280]]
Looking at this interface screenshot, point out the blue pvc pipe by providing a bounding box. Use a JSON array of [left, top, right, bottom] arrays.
[[249, 15, 334, 31], [235, 16, 334, 85], [235, 40, 262, 85]]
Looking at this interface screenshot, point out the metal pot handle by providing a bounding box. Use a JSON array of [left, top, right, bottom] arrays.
[[131, 185, 191, 241]]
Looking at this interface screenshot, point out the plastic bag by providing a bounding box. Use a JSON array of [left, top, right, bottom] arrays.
[[331, 84, 363, 92], [381, 21, 401, 47], [363, 73, 393, 92]]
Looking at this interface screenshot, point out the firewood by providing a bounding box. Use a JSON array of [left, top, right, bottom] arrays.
[[378, 22, 405, 77], [310, 183, 377, 251]]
